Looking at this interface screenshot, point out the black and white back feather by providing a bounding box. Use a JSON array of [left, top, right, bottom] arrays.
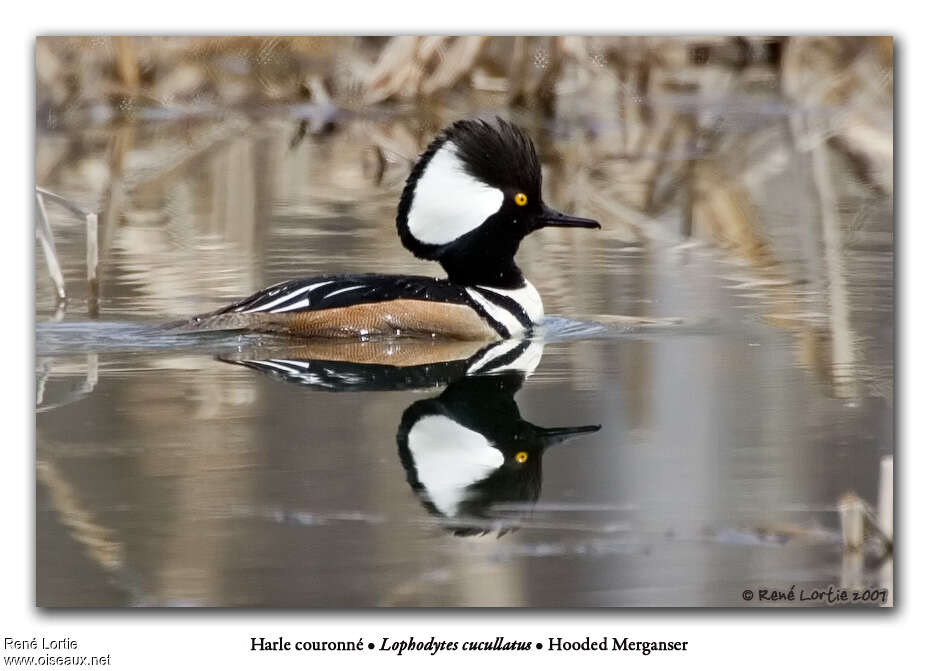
[[222, 339, 543, 393], [190, 273, 538, 339]]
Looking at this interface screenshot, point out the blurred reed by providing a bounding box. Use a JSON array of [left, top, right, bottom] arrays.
[[35, 36, 893, 397]]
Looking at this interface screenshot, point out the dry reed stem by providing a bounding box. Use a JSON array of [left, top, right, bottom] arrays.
[[35, 187, 100, 315], [35, 192, 66, 302], [37, 455, 123, 572]]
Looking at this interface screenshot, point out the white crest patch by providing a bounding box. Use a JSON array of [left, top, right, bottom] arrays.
[[407, 415, 504, 517], [407, 144, 503, 245]]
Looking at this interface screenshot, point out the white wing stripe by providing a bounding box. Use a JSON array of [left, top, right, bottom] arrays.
[[270, 298, 309, 313], [323, 285, 365, 299], [269, 359, 310, 368], [242, 281, 333, 313], [242, 360, 294, 372]]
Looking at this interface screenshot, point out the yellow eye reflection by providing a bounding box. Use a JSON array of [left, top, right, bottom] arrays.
[[515, 451, 529, 464], [514, 192, 528, 207]]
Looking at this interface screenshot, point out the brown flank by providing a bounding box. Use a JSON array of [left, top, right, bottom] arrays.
[[180, 299, 500, 341]]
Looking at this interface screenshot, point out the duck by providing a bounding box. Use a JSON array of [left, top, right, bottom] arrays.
[[398, 369, 600, 536], [178, 117, 599, 341], [222, 340, 600, 536]]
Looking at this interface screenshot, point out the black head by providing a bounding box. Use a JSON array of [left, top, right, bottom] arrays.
[[396, 117, 599, 288], [397, 372, 601, 537]]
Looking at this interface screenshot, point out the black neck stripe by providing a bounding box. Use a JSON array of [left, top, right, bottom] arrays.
[[472, 287, 534, 330], [462, 294, 511, 338], [467, 340, 533, 375]]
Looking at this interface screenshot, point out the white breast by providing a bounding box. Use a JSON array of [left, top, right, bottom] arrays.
[[466, 340, 544, 376], [475, 280, 544, 324], [406, 144, 503, 246]]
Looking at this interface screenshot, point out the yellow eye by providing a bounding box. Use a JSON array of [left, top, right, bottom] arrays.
[[515, 451, 529, 464], [514, 193, 528, 206]]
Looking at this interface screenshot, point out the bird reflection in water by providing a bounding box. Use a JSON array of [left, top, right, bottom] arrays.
[[221, 338, 600, 536]]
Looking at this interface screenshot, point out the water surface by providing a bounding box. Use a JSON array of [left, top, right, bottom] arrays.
[[35, 102, 893, 606]]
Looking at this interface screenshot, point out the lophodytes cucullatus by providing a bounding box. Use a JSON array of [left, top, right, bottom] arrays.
[[223, 340, 600, 536], [398, 370, 600, 536], [224, 337, 546, 392], [180, 117, 599, 341]]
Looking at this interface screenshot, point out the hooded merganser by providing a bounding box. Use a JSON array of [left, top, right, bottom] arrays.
[[221, 340, 600, 536], [223, 337, 545, 392], [398, 371, 600, 536], [179, 117, 599, 341]]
